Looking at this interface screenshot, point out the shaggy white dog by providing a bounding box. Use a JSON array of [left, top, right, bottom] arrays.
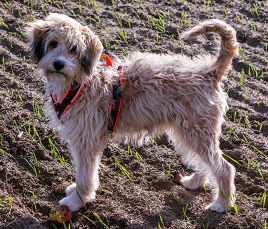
[[27, 13, 238, 212]]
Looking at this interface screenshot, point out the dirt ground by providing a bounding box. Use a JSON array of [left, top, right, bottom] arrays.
[[0, 0, 267, 228]]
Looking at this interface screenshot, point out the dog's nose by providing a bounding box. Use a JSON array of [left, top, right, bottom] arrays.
[[53, 60, 65, 71]]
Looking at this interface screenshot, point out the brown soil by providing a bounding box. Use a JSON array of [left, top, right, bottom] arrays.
[[0, 0, 267, 229]]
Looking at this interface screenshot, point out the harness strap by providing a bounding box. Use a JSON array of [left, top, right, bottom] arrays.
[[51, 81, 85, 119], [51, 55, 123, 133], [100, 55, 113, 67], [101, 54, 123, 133], [107, 66, 123, 133]]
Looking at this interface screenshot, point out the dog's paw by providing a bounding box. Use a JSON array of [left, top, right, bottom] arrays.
[[180, 176, 199, 190], [180, 173, 207, 190], [65, 183, 76, 196], [59, 191, 84, 212], [206, 201, 226, 213]]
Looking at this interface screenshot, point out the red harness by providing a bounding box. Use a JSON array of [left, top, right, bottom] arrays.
[[100, 55, 123, 133], [51, 55, 123, 133], [51, 81, 85, 119]]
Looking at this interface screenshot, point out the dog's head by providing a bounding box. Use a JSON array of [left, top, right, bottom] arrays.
[[27, 13, 103, 83]]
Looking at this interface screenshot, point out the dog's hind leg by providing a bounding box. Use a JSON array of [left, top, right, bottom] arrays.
[[171, 125, 235, 212], [193, 144, 235, 212], [205, 155, 236, 212], [181, 150, 235, 212], [168, 132, 209, 190]]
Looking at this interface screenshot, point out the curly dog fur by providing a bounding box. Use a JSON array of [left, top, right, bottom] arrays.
[[27, 13, 239, 212]]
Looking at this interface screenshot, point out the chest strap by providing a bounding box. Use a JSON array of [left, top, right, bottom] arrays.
[[51, 81, 85, 119]]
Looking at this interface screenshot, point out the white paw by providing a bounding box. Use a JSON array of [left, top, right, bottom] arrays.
[[180, 176, 199, 190], [65, 183, 76, 196], [180, 173, 207, 190], [59, 191, 84, 212], [206, 201, 226, 212]]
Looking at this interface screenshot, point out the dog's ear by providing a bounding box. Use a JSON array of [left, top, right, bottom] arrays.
[[81, 27, 103, 75], [27, 22, 50, 63]]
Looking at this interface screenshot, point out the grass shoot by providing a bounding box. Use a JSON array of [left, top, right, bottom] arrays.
[[113, 157, 133, 181]]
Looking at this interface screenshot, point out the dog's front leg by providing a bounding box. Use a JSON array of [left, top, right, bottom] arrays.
[[59, 146, 104, 211]]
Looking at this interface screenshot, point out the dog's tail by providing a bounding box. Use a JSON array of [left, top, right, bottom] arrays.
[[181, 19, 239, 82]]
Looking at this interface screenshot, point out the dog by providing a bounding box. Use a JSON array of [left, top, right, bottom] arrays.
[[27, 13, 238, 213]]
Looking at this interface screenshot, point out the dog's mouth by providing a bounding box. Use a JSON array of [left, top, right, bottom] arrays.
[[46, 70, 71, 82], [47, 70, 67, 76]]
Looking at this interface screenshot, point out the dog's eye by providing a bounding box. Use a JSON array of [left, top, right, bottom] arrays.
[[49, 41, 58, 49], [70, 45, 77, 53]]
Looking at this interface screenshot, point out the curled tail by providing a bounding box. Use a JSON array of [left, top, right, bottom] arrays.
[[181, 19, 239, 82]]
